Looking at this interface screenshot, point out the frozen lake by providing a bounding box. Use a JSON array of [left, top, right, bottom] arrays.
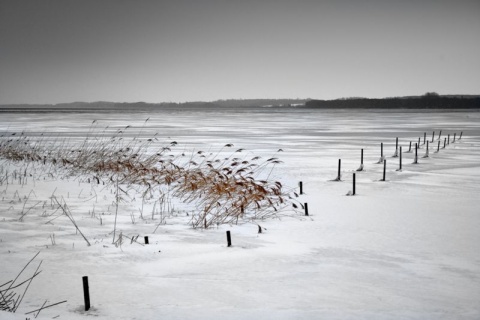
[[1, 108, 479, 319]]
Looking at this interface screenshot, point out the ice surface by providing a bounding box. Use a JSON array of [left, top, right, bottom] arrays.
[[0, 108, 479, 319]]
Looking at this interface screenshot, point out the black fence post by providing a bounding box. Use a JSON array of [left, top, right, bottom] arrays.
[[382, 159, 386, 181], [443, 137, 446, 149], [353, 173, 356, 195], [226, 231, 231, 247], [393, 137, 398, 157], [336, 159, 341, 181], [437, 140, 440, 152], [432, 131, 435, 143], [453, 133, 456, 143], [299, 181, 303, 195], [144, 236, 149, 245], [448, 134, 450, 145], [304, 203, 309, 216], [357, 149, 364, 171], [83, 276, 90, 311], [408, 141, 412, 152], [459, 132, 463, 140], [423, 140, 429, 158], [439, 130, 442, 140], [423, 132, 426, 145], [399, 146, 402, 170]]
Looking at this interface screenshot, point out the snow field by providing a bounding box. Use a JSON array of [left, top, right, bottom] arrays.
[[1, 109, 479, 319]]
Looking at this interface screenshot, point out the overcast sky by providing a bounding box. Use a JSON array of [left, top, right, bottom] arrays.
[[0, 0, 479, 104]]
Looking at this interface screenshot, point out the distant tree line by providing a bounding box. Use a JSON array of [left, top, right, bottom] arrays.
[[304, 94, 480, 109]]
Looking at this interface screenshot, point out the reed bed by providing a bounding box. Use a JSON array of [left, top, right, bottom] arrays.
[[0, 125, 300, 228]]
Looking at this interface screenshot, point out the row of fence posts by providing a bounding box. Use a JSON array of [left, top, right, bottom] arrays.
[[331, 130, 462, 196], [80, 130, 463, 310]]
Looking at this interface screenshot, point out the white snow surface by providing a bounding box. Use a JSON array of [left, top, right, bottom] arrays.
[[1, 108, 479, 319]]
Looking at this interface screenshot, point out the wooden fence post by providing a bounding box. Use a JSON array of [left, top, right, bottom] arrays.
[[382, 159, 386, 181], [226, 231, 231, 247], [353, 173, 356, 195], [357, 149, 364, 172], [398, 146, 402, 170], [336, 159, 341, 181], [393, 137, 399, 157], [83, 276, 90, 311]]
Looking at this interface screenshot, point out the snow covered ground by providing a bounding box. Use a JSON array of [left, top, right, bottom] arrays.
[[1, 108, 479, 319]]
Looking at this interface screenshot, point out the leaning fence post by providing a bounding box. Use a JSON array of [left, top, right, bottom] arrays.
[[226, 231, 232, 247], [432, 131, 435, 143], [459, 132, 463, 140], [438, 130, 442, 140], [407, 141, 412, 152], [83, 276, 90, 311]]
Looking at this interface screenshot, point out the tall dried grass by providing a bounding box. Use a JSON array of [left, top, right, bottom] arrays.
[[0, 125, 301, 228]]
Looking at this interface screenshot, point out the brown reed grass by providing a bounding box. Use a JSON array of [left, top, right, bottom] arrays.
[[0, 126, 301, 228]]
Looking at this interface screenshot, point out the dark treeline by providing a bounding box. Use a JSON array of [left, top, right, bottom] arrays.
[[305, 95, 480, 109]]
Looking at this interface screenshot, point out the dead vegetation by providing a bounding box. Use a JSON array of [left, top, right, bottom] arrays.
[[0, 124, 301, 229], [0, 252, 66, 316]]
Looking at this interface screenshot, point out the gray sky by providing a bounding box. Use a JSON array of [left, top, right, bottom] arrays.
[[1, 0, 479, 104]]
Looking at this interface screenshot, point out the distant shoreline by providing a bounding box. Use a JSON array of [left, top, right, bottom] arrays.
[[1, 95, 479, 111]]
